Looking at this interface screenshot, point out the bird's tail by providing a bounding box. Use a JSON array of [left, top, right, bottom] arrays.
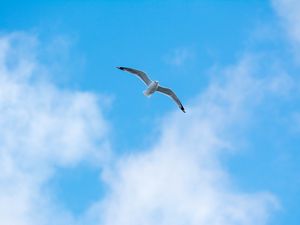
[[143, 90, 151, 97]]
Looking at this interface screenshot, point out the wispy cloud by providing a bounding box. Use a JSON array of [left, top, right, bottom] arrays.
[[0, 32, 285, 225], [2, 19, 299, 224], [163, 47, 195, 67], [272, 0, 300, 59], [0, 32, 110, 225], [91, 56, 281, 225]]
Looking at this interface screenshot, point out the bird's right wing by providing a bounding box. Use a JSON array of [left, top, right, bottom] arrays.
[[117, 67, 152, 86], [157, 86, 186, 113]]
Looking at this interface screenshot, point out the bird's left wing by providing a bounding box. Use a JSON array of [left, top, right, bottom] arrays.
[[157, 86, 186, 113], [116, 67, 152, 86]]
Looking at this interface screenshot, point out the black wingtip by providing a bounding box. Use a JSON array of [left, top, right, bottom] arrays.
[[181, 106, 186, 113], [116, 66, 125, 70]]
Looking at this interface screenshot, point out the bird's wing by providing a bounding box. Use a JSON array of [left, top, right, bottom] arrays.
[[117, 67, 152, 86], [157, 86, 186, 113]]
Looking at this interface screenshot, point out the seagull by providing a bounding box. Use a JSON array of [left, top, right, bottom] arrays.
[[116, 66, 186, 113]]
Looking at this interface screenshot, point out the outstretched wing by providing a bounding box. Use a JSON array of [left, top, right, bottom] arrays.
[[116, 67, 152, 86], [157, 86, 186, 113]]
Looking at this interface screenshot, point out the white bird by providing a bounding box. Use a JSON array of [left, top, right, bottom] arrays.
[[116, 66, 186, 113]]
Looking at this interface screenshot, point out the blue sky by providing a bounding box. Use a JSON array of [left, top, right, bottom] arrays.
[[0, 0, 299, 225]]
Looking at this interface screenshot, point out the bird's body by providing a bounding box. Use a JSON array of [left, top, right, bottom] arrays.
[[143, 81, 159, 97], [116, 66, 186, 113]]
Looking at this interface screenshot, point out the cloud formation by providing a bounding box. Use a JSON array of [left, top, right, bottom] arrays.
[[98, 56, 278, 225], [272, 0, 300, 58], [0, 33, 110, 225], [164, 47, 194, 67], [0, 32, 285, 225]]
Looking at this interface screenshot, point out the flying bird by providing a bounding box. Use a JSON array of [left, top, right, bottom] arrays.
[[116, 66, 186, 113]]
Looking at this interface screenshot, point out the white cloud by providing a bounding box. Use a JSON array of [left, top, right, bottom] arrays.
[[93, 56, 279, 225], [0, 33, 110, 225], [164, 47, 195, 67], [272, 0, 300, 58], [0, 33, 282, 225]]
